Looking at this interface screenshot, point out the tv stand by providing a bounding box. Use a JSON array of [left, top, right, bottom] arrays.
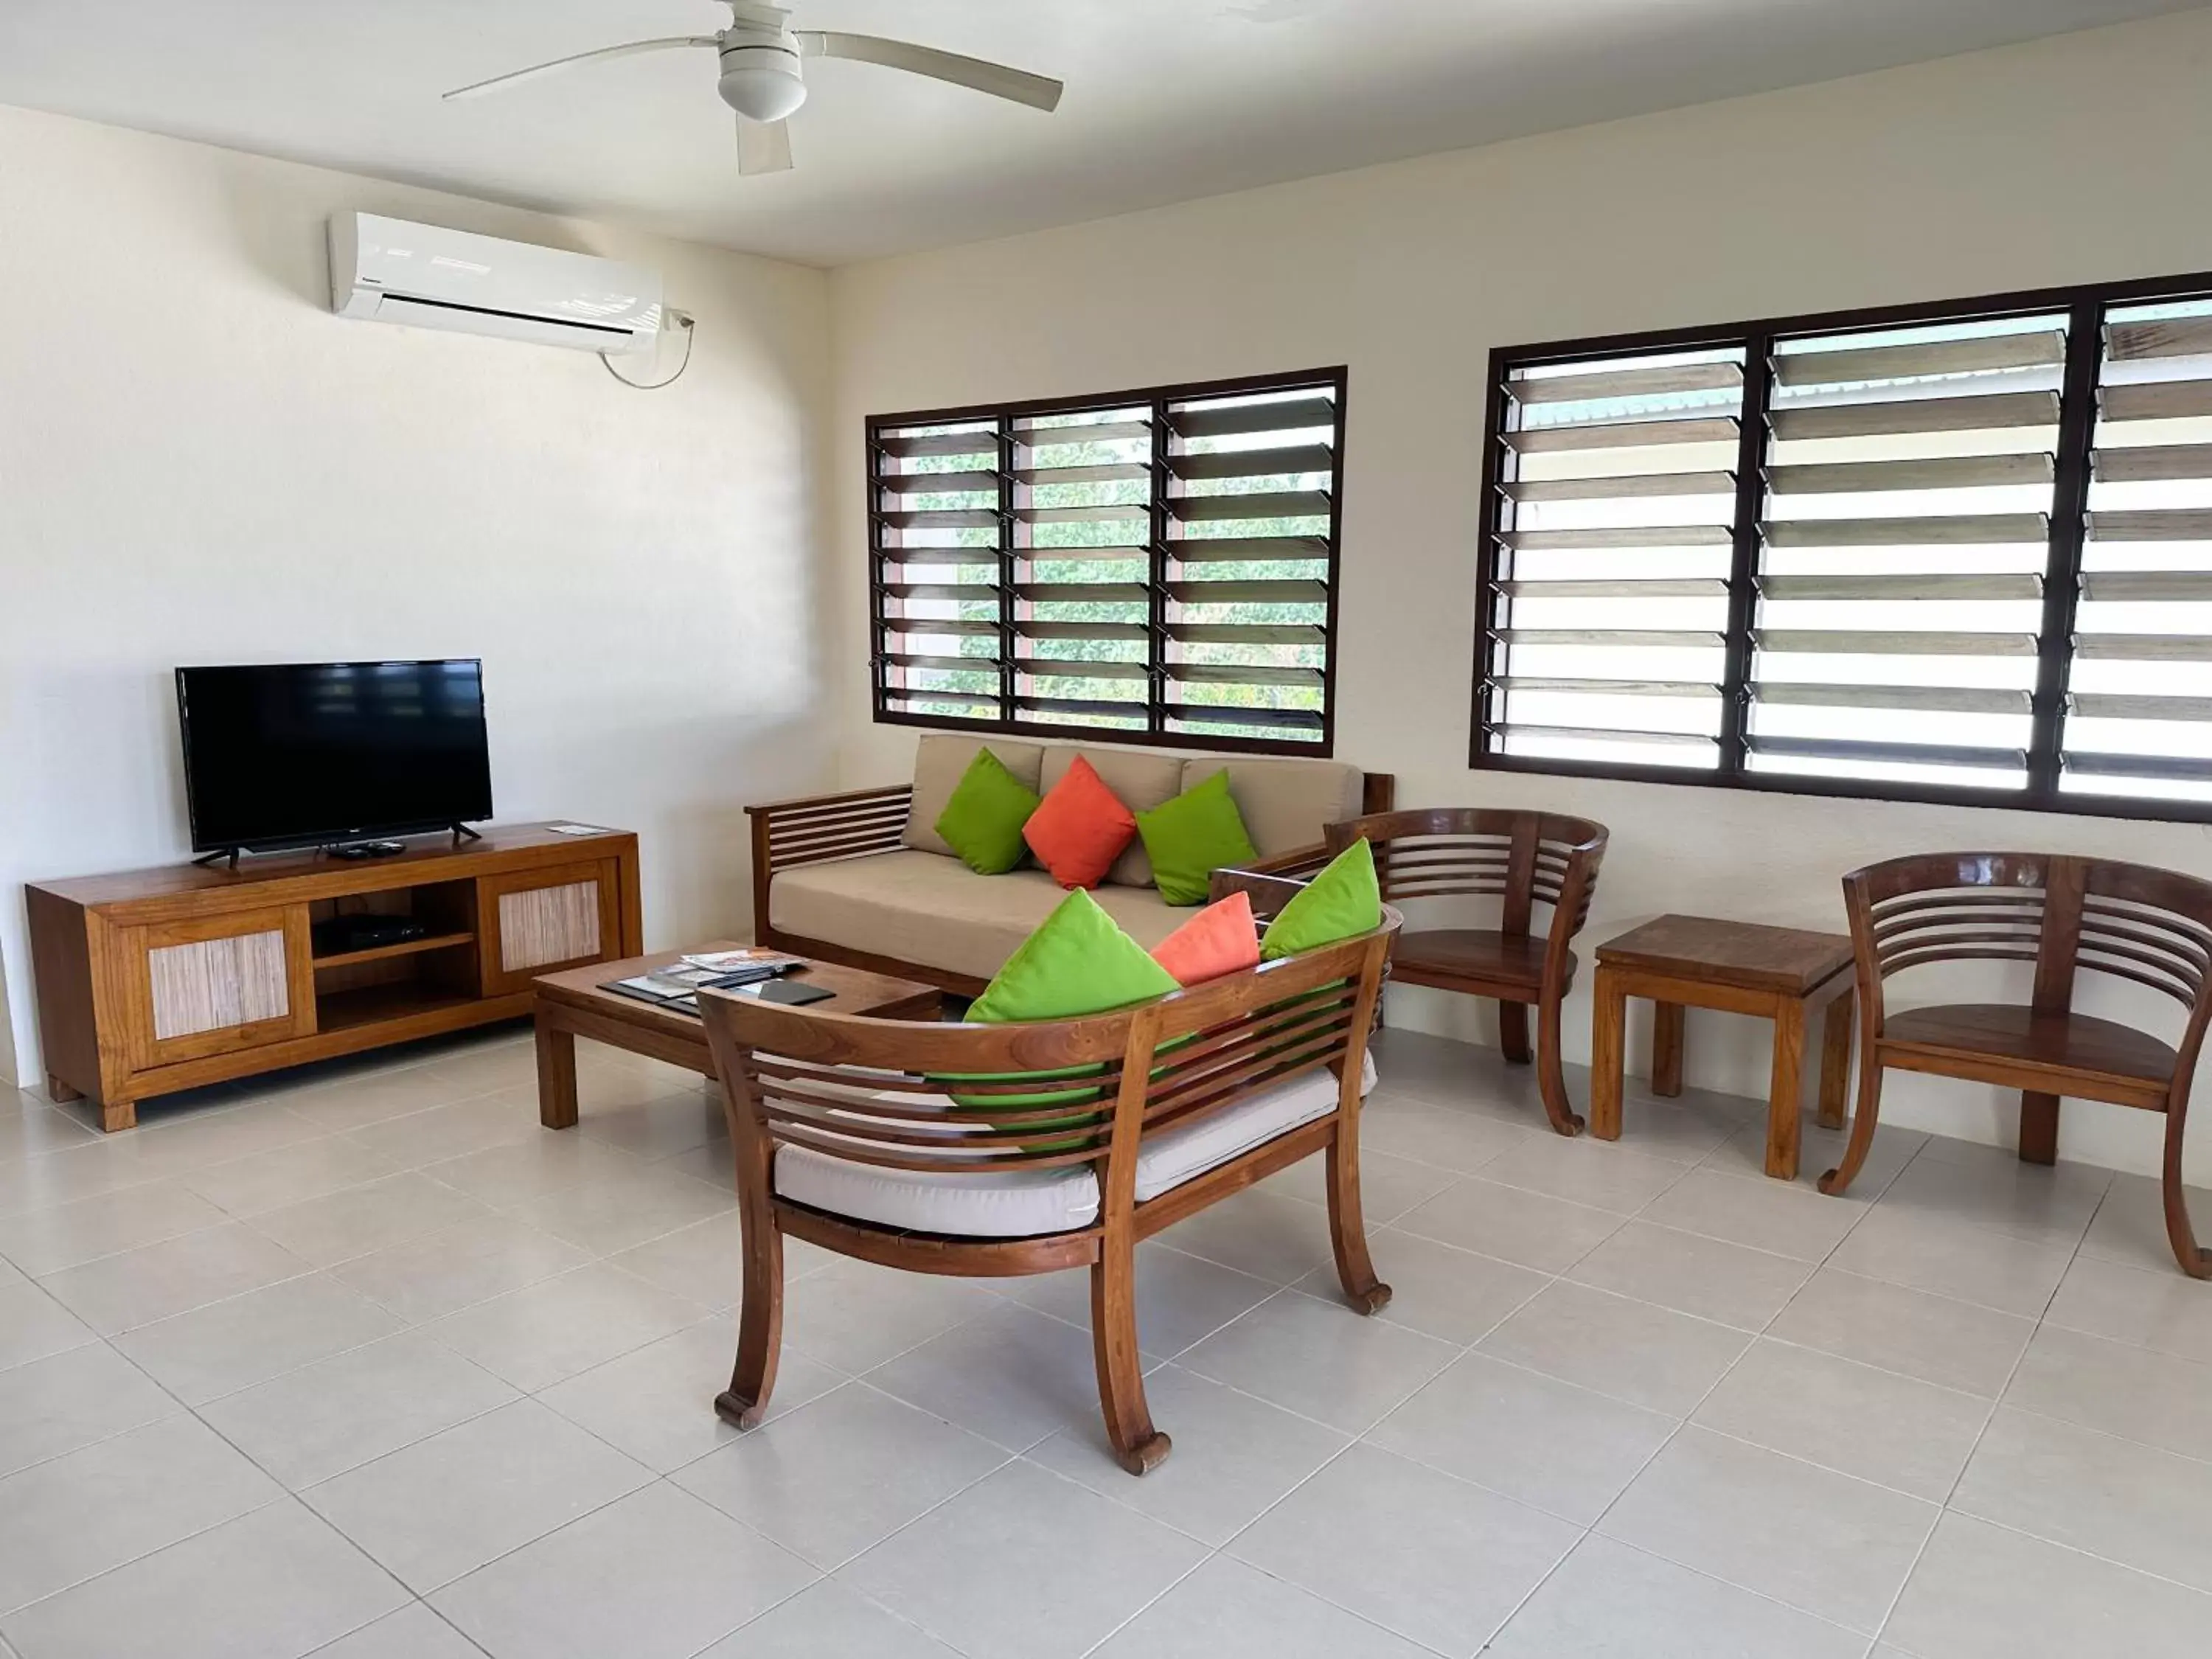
[[27, 822, 641, 1130]]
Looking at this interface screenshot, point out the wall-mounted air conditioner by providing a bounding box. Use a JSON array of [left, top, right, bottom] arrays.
[[328, 213, 664, 355]]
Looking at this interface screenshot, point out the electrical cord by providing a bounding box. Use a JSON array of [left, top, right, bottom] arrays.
[[601, 310, 695, 389]]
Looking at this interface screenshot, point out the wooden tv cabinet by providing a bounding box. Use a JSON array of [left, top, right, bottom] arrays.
[[26, 823, 641, 1130]]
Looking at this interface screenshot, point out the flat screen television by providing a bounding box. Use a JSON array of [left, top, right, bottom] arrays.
[[176, 660, 493, 854]]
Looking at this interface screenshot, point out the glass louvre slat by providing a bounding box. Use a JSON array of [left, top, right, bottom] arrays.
[[1484, 344, 1747, 762], [872, 375, 1342, 747], [1746, 314, 2066, 789], [2067, 295, 2212, 801]]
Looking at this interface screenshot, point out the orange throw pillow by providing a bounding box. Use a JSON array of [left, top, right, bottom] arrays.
[[1022, 756, 1138, 890], [1150, 890, 1262, 986]]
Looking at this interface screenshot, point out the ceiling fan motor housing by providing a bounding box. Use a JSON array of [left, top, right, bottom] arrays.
[[718, 4, 807, 122]]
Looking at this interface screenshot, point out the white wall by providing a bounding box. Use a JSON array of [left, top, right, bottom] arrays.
[[0, 105, 836, 1088], [827, 11, 2212, 1180]]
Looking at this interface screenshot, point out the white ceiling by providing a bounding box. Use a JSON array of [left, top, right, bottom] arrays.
[[0, 1, 2199, 266]]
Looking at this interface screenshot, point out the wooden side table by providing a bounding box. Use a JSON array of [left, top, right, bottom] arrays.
[[1590, 914, 1857, 1181]]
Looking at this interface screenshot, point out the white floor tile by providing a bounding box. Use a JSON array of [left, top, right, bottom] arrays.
[[2082, 1171, 2212, 1273], [1150, 1187, 1343, 1284], [177, 1138, 403, 1218], [1366, 1351, 1677, 1526], [1356, 1093, 1533, 1175], [1876, 1152, 2110, 1251], [328, 1214, 591, 1324], [1026, 1365, 1351, 1546], [302, 1398, 652, 1593], [1176, 1290, 1456, 1433], [245, 1173, 494, 1270], [1692, 1338, 1992, 1503], [0, 1499, 406, 1659], [1600, 1426, 1938, 1633], [198, 1332, 518, 1489], [1476, 1281, 1750, 1416], [864, 1301, 1107, 1453], [1479, 1132, 1692, 1214], [1303, 1227, 1549, 1345], [2042, 1250, 2212, 1365], [420, 1262, 709, 1392], [571, 1088, 727, 1161], [995, 1242, 1276, 1360], [698, 1581, 961, 1658], [1259, 1143, 1462, 1222], [0, 1343, 178, 1478], [838, 1461, 1206, 1659], [1228, 1442, 1579, 1653], [781, 1257, 998, 1374], [1394, 1176, 1626, 1274], [1568, 1220, 1815, 1332], [0, 1414, 281, 1613], [537, 1318, 842, 1474], [1951, 1405, 2212, 1595], [0, 1181, 228, 1278], [417, 1132, 644, 1208], [1830, 1203, 2076, 1319], [1885, 1510, 2212, 1659], [675, 1382, 1007, 1568], [430, 1482, 815, 1659], [1639, 1168, 1863, 1262], [2002, 1324, 2212, 1461], [36, 1223, 310, 1336], [1091, 1554, 1434, 1659], [0, 1281, 96, 1373], [340, 1096, 541, 1171], [1484, 1533, 1870, 1659], [303, 1601, 484, 1659], [1766, 1267, 2035, 1397], [111, 1273, 401, 1405], [502, 1161, 734, 1256]]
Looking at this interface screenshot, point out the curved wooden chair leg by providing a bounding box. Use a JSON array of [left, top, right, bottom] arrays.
[[2162, 1096, 2212, 1279], [1818, 1055, 1885, 1197], [1498, 1001, 1532, 1065], [1091, 1244, 1170, 1475], [714, 1218, 785, 1429], [1535, 994, 1583, 1138], [1326, 1129, 1393, 1315]]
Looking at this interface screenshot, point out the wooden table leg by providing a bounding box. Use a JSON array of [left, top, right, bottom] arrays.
[[2020, 1091, 2061, 1165], [1816, 985, 1854, 1131], [1766, 995, 1806, 1181], [1650, 1003, 1686, 1098], [1590, 966, 1627, 1142], [536, 1018, 579, 1130]]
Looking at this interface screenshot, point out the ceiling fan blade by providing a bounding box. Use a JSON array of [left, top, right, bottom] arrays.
[[737, 116, 795, 176], [442, 36, 719, 101], [793, 31, 1063, 112]]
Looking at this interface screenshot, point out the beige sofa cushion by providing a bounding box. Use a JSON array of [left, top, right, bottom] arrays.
[[902, 735, 1044, 860], [1180, 757, 1365, 860], [1039, 744, 1186, 888], [771, 849, 1183, 982]]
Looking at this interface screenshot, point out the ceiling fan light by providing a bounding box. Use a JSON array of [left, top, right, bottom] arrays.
[[717, 44, 807, 122]]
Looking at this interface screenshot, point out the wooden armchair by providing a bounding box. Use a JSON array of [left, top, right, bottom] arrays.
[[1826, 852, 2212, 1279], [695, 908, 1401, 1474], [1321, 809, 1608, 1136]]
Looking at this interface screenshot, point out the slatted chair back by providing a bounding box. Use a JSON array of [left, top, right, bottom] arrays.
[[696, 911, 1400, 1234], [1844, 853, 2212, 1040], [1324, 807, 1607, 950]]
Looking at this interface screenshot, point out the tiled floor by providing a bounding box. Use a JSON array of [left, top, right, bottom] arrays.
[[3, 1026, 2211, 1657]]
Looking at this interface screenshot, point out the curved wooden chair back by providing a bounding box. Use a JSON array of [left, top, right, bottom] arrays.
[[697, 911, 1401, 1225], [1324, 807, 1608, 950], [1844, 853, 2212, 1044]]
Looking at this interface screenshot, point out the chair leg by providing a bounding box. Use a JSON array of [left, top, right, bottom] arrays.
[[2161, 1096, 2212, 1279], [714, 1217, 785, 1429], [1536, 995, 1584, 1138], [1818, 1055, 1885, 1197], [1498, 1001, 1532, 1065], [1091, 1242, 1170, 1475], [2020, 1092, 2061, 1166], [1326, 1127, 1393, 1315]]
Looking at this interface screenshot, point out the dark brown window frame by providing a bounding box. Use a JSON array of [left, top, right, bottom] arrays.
[[1472, 268, 2212, 827], [868, 366, 1349, 759]]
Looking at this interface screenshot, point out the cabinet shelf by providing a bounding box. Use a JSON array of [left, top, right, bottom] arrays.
[[311, 931, 477, 971]]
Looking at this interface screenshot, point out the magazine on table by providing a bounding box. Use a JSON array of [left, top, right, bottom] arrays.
[[602, 949, 804, 1013]]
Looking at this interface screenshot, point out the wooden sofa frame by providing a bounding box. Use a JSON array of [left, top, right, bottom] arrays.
[[745, 770, 1396, 996], [695, 899, 1401, 1475]]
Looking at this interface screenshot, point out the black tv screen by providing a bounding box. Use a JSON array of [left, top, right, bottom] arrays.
[[177, 661, 493, 853]]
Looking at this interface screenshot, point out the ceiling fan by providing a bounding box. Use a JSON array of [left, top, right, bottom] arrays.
[[444, 1, 1065, 176]]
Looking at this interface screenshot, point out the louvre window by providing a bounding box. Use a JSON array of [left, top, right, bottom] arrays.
[[1473, 271, 2212, 823], [872, 369, 1345, 754]]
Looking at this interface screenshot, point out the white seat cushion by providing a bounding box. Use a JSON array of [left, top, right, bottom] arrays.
[[773, 1054, 1377, 1239]]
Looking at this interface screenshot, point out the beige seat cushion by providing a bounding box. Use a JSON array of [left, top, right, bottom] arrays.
[[1040, 743, 1186, 888], [771, 849, 1183, 981], [902, 735, 1045, 860], [1180, 757, 1365, 860]]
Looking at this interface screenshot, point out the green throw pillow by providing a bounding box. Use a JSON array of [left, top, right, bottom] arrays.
[[1261, 837, 1382, 959], [933, 747, 1040, 874], [1134, 771, 1259, 906], [949, 890, 1180, 1141]]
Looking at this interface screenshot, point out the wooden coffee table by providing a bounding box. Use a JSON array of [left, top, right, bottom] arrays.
[[1589, 914, 1857, 1181], [530, 942, 943, 1130]]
